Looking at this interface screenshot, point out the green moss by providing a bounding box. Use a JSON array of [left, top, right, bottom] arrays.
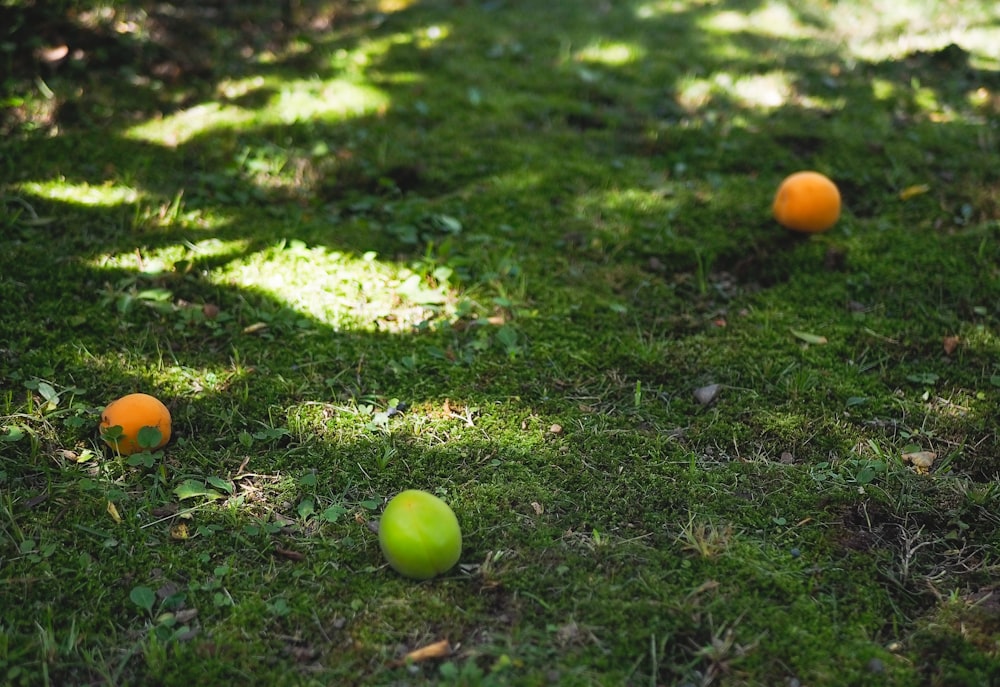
[[2, 0, 1000, 683]]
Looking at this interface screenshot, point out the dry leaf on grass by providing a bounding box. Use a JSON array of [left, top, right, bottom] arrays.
[[899, 183, 931, 200], [790, 329, 828, 345], [38, 45, 69, 63], [274, 546, 305, 562], [393, 639, 451, 666], [902, 451, 937, 470], [107, 501, 122, 524]]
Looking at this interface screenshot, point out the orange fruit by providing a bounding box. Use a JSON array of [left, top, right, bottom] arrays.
[[99, 393, 172, 455], [772, 171, 842, 233]]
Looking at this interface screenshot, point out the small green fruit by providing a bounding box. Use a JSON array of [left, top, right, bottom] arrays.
[[378, 490, 462, 580]]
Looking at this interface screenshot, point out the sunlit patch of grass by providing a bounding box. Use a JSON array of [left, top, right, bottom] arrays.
[[216, 75, 267, 100], [93, 237, 248, 272], [685, 71, 794, 110], [125, 102, 257, 146], [219, 242, 459, 333], [3, 0, 1000, 685], [376, 0, 420, 12], [634, 0, 705, 20], [270, 79, 389, 124], [831, 0, 1000, 60], [126, 79, 389, 146], [352, 26, 450, 66], [958, 320, 1000, 358], [15, 181, 142, 207], [89, 236, 463, 334], [572, 187, 676, 235], [413, 23, 451, 48], [703, 2, 815, 40], [574, 40, 646, 67]]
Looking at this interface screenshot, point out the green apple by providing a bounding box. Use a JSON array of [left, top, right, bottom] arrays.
[[378, 490, 462, 580]]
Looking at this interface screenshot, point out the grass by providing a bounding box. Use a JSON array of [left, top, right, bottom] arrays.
[[2, 0, 1000, 684]]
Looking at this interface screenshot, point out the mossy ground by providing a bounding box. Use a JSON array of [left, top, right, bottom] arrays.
[[2, 0, 999, 685]]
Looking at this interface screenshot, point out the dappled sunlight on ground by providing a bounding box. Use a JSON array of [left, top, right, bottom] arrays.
[[93, 237, 250, 274], [574, 40, 646, 67], [125, 102, 257, 145], [701, 2, 814, 40], [676, 70, 798, 111], [87, 235, 461, 335], [16, 180, 142, 207], [830, 0, 1000, 62], [222, 241, 459, 333], [2, 0, 999, 683], [125, 79, 389, 146]]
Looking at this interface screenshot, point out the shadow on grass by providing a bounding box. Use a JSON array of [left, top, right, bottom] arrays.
[[3, 0, 997, 445], [2, 0, 1000, 683]]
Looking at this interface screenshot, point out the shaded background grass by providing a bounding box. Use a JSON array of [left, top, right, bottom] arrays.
[[2, 0, 1000, 684]]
